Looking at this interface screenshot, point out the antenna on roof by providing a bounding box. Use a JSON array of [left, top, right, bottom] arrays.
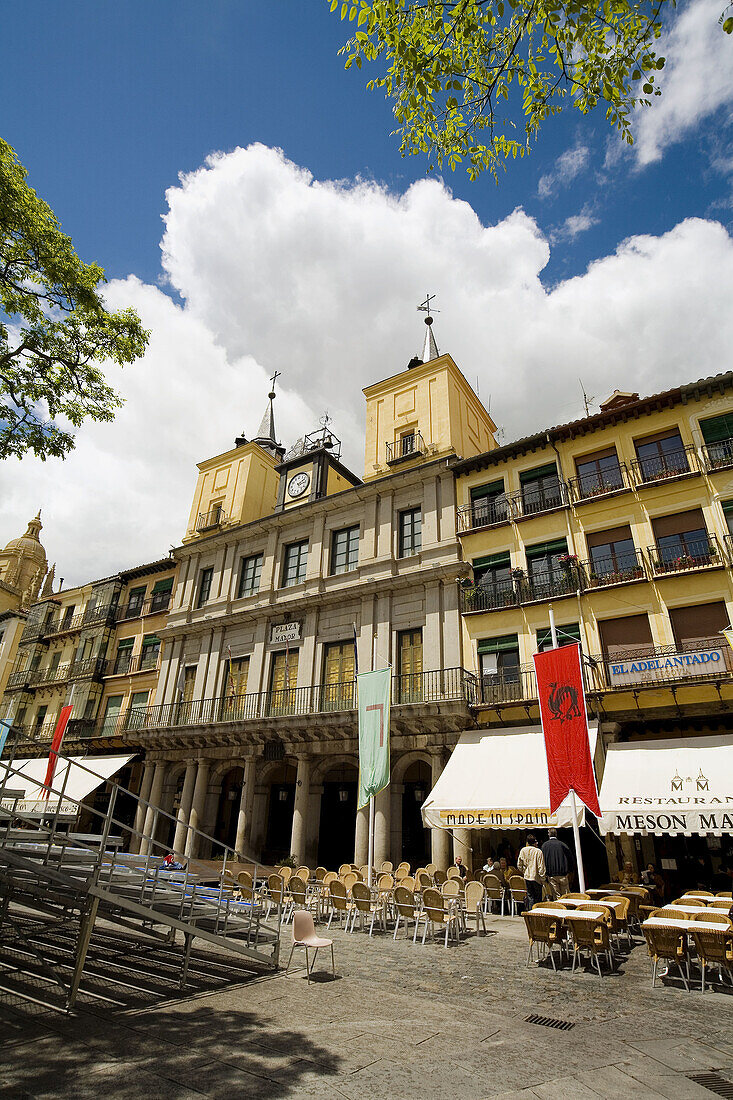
[[579, 379, 596, 418]]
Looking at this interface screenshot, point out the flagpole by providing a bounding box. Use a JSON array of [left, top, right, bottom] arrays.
[[367, 795, 375, 888], [548, 608, 586, 892]]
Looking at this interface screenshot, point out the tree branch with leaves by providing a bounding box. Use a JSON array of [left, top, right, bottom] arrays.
[[0, 138, 149, 460], [333, 0, 675, 179]]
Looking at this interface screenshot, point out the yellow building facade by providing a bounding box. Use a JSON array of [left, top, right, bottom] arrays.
[[453, 373, 733, 884]]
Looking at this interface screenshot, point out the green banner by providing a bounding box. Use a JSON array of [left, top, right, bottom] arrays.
[[357, 668, 391, 809]]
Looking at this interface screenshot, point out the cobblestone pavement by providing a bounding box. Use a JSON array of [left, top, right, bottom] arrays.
[[3, 913, 733, 1098]]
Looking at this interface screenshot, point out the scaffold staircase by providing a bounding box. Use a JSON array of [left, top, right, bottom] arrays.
[[0, 737, 282, 1012]]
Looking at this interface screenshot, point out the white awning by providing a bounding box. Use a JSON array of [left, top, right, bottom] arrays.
[[422, 724, 598, 831], [0, 755, 134, 818], [599, 733, 733, 836]]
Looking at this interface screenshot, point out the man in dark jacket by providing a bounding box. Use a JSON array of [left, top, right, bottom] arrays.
[[541, 829, 572, 899]]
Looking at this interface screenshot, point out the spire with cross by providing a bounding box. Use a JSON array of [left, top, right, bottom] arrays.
[[417, 293, 440, 362], [245, 371, 285, 458]]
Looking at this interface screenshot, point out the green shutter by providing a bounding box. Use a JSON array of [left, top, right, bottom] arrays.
[[520, 462, 557, 484], [536, 623, 580, 648], [142, 634, 160, 647], [701, 413, 733, 445], [525, 538, 568, 558], [152, 577, 173, 594], [723, 500, 733, 515], [472, 552, 511, 571], [470, 479, 504, 502], [117, 637, 134, 650], [478, 634, 519, 655]]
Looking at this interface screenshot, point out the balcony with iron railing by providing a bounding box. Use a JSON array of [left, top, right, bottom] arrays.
[[108, 667, 477, 736], [116, 592, 172, 622], [567, 463, 630, 504], [196, 505, 227, 533], [505, 481, 569, 521], [647, 533, 723, 576], [105, 650, 160, 677], [7, 656, 109, 691], [579, 550, 647, 589], [456, 497, 511, 534], [461, 568, 577, 614], [386, 431, 427, 466], [703, 436, 733, 472], [630, 445, 699, 487]]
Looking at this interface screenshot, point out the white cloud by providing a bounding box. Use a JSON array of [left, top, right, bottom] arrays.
[[633, 0, 733, 166], [549, 208, 600, 244], [2, 144, 733, 584], [538, 144, 590, 198]]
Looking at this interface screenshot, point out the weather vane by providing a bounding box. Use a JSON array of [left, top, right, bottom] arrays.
[[417, 293, 439, 317], [320, 410, 332, 431]]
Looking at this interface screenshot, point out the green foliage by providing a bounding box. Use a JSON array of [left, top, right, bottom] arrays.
[[0, 138, 149, 460], [332, 0, 677, 179]]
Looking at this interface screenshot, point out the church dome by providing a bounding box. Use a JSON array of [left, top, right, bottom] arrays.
[[3, 512, 47, 568]]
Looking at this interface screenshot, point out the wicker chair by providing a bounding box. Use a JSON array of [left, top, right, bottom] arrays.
[[289, 876, 313, 918], [425, 863, 437, 875], [600, 895, 633, 948], [380, 861, 393, 873], [418, 888, 461, 947], [561, 892, 591, 901], [465, 881, 487, 935], [342, 871, 358, 893], [691, 926, 733, 993], [710, 898, 733, 910], [314, 866, 327, 881], [483, 873, 505, 916], [643, 922, 690, 990], [534, 900, 567, 910], [442, 879, 461, 898], [351, 881, 385, 935], [322, 871, 338, 886], [295, 866, 311, 882], [279, 865, 293, 884], [327, 879, 355, 929], [685, 890, 714, 898], [338, 863, 352, 876], [523, 909, 564, 970], [566, 912, 613, 976], [265, 874, 290, 922], [672, 897, 706, 907], [396, 861, 411, 874], [716, 891, 733, 899], [446, 866, 462, 880], [400, 876, 416, 892], [433, 869, 448, 886], [393, 886, 419, 940], [508, 874, 528, 916], [695, 911, 733, 927], [417, 871, 432, 891]]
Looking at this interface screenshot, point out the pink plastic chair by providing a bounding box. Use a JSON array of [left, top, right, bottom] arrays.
[[285, 910, 336, 983]]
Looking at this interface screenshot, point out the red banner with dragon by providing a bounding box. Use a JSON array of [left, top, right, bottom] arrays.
[[533, 642, 601, 818]]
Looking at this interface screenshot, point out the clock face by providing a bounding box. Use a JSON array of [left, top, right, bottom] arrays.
[[287, 471, 310, 499]]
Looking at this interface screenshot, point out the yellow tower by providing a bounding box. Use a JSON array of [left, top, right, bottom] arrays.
[[362, 310, 497, 481], [183, 383, 285, 542], [0, 512, 49, 612]]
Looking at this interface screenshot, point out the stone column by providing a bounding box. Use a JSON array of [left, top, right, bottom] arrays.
[[354, 803, 369, 864], [374, 784, 391, 867], [141, 762, 166, 856], [305, 783, 323, 867], [185, 759, 210, 858], [130, 761, 155, 854], [234, 756, 257, 857], [250, 784, 268, 857], [430, 751, 451, 870], [452, 828, 473, 872], [290, 754, 311, 866], [172, 761, 197, 856]]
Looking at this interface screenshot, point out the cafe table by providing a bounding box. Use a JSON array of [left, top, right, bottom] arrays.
[[661, 903, 716, 916], [534, 907, 608, 921], [560, 897, 626, 914], [643, 915, 730, 932]]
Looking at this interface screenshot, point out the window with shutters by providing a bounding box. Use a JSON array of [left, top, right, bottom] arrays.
[[668, 601, 730, 652], [701, 412, 733, 470], [268, 650, 299, 715], [519, 463, 563, 516], [573, 448, 624, 498], [536, 623, 580, 651], [478, 634, 521, 702], [321, 641, 356, 710], [196, 567, 213, 608], [100, 696, 123, 735], [113, 637, 134, 675], [634, 429, 689, 481], [398, 508, 422, 557], [221, 656, 251, 720], [525, 538, 570, 598], [650, 509, 715, 572], [585, 525, 642, 584], [150, 576, 173, 612], [397, 628, 423, 703], [125, 690, 149, 730], [598, 613, 654, 660], [469, 479, 509, 528], [140, 634, 161, 670]]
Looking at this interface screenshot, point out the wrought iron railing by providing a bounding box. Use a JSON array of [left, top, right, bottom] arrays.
[[386, 431, 426, 464], [105, 651, 160, 677], [703, 437, 733, 472], [461, 580, 518, 613], [196, 506, 227, 532], [580, 550, 647, 589], [106, 667, 477, 735], [647, 533, 722, 575], [461, 569, 578, 613], [507, 481, 569, 520], [456, 497, 511, 533], [567, 463, 629, 503], [630, 445, 699, 486], [44, 604, 115, 637], [116, 592, 172, 622]]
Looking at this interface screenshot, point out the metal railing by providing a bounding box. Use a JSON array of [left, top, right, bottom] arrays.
[[456, 497, 511, 534], [630, 445, 698, 485], [567, 463, 629, 502], [580, 550, 647, 588], [703, 437, 733, 472], [116, 592, 172, 622], [386, 431, 426, 464], [105, 667, 477, 735], [647, 533, 722, 576], [507, 480, 568, 520], [7, 656, 108, 690], [196, 506, 226, 532], [106, 651, 161, 677], [28, 604, 116, 641], [479, 667, 537, 705], [461, 569, 577, 613]]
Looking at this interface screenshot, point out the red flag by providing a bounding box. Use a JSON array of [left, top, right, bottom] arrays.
[[42, 704, 74, 798], [533, 642, 601, 818]]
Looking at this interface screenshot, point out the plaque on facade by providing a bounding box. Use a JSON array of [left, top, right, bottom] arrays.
[[270, 621, 301, 644]]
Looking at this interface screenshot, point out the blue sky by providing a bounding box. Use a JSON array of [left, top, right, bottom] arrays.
[[5, 0, 730, 288], [3, 0, 733, 581]]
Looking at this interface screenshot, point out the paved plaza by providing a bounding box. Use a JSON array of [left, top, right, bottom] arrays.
[[3, 913, 733, 1099]]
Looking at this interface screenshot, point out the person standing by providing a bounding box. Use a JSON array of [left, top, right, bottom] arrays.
[[541, 829, 572, 900], [517, 833, 546, 909]]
